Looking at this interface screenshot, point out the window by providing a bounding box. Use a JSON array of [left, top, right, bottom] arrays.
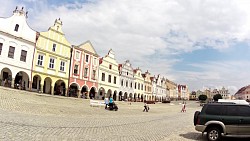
[[238, 106, 250, 116], [37, 54, 44, 66], [8, 46, 15, 58], [49, 58, 55, 69], [92, 70, 96, 80], [20, 50, 27, 62], [101, 73, 105, 81], [135, 82, 137, 89], [0, 43, 3, 55], [109, 64, 112, 69], [74, 65, 78, 75], [14, 24, 19, 32], [141, 84, 143, 90], [84, 68, 88, 77], [127, 72, 128, 75], [121, 80, 123, 86], [75, 51, 80, 60], [52, 44, 56, 52], [224, 105, 238, 116], [60, 61, 65, 71], [114, 76, 116, 84], [126, 81, 128, 87], [85, 54, 89, 62], [205, 105, 223, 115], [138, 83, 140, 90], [131, 82, 133, 88], [108, 75, 111, 83]]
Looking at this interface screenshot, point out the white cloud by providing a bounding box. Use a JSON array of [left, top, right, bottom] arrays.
[[3, 0, 250, 92], [175, 60, 250, 94]]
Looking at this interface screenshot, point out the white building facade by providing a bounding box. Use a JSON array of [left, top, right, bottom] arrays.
[[118, 60, 135, 101], [0, 7, 36, 90], [155, 74, 166, 102]]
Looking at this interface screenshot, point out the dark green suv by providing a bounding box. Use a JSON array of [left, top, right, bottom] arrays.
[[194, 102, 250, 141]]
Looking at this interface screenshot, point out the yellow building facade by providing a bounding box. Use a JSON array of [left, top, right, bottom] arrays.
[[31, 19, 71, 96]]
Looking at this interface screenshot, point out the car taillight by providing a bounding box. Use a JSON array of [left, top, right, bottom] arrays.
[[197, 117, 200, 125]]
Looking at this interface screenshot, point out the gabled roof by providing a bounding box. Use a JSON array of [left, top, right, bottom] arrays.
[[77, 40, 99, 56]]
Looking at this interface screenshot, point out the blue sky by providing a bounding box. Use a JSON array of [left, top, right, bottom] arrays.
[[2, 0, 250, 94]]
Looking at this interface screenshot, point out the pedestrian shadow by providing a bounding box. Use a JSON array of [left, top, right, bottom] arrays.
[[179, 132, 206, 140]]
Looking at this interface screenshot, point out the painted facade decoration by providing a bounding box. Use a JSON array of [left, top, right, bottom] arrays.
[[32, 19, 71, 96], [69, 41, 99, 99], [118, 60, 135, 101], [133, 68, 144, 102], [98, 49, 119, 100], [0, 7, 36, 90], [142, 70, 152, 101]]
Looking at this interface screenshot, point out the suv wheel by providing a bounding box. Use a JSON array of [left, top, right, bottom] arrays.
[[207, 127, 221, 141]]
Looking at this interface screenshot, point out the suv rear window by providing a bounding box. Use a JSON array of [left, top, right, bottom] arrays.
[[205, 105, 223, 115]]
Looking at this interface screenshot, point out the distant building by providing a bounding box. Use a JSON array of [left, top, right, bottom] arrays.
[[196, 90, 204, 99], [235, 85, 250, 101], [178, 84, 189, 100], [166, 79, 177, 100], [196, 87, 230, 100], [142, 70, 152, 101]]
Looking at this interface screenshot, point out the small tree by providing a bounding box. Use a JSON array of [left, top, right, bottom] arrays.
[[213, 94, 223, 101], [198, 94, 207, 102]]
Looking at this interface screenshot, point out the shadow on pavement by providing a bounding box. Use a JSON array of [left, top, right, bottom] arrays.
[[180, 132, 250, 141], [179, 132, 206, 140]]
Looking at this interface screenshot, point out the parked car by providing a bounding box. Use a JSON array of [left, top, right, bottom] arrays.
[[144, 101, 155, 104], [194, 100, 250, 141], [162, 100, 171, 103]]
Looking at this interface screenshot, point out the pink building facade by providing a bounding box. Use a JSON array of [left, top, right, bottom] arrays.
[[69, 41, 99, 99]]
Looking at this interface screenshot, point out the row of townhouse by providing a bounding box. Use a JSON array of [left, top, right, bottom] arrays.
[[193, 87, 231, 100], [0, 7, 180, 102]]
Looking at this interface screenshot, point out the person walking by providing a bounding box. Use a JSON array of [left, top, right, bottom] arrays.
[[143, 103, 149, 112], [104, 97, 109, 109], [181, 101, 186, 112]]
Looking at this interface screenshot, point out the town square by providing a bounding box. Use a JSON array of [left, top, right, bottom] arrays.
[[1, 0, 250, 140], [0, 87, 204, 141]]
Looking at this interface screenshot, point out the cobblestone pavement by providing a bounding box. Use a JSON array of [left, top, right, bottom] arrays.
[[0, 87, 249, 141]]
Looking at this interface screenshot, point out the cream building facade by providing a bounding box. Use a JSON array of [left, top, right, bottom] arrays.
[[98, 49, 120, 100], [32, 19, 71, 96], [166, 79, 177, 100], [133, 68, 145, 102], [142, 70, 152, 101]]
